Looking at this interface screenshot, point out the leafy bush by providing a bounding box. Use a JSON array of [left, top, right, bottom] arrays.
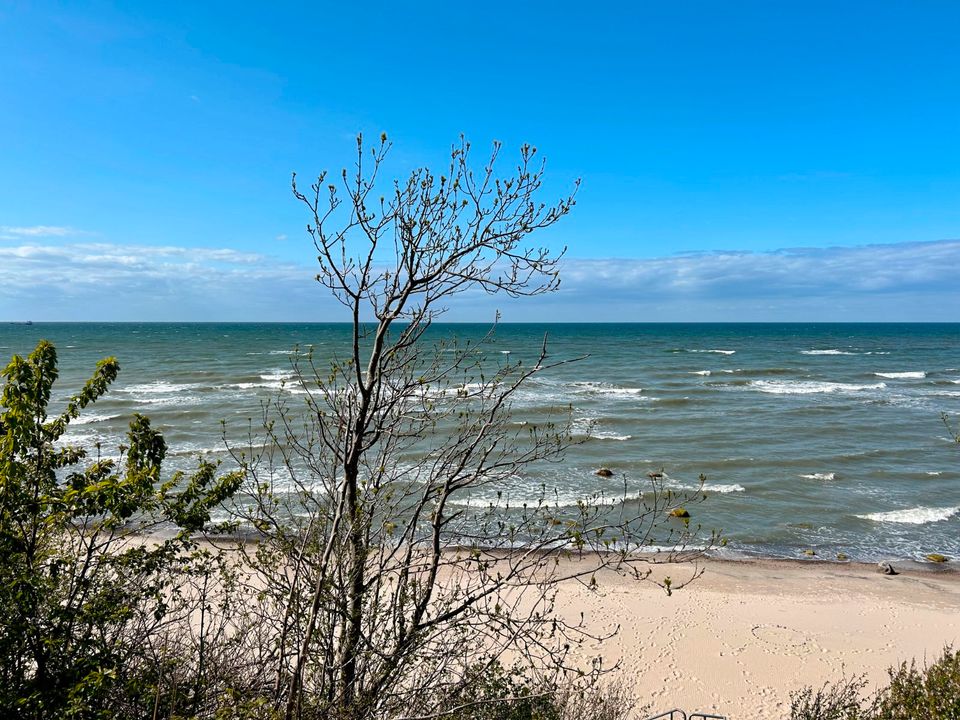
[[434, 663, 635, 720], [870, 646, 960, 719], [0, 341, 242, 719], [791, 647, 960, 720], [789, 674, 867, 720]]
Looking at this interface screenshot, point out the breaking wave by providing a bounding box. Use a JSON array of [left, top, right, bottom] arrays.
[[800, 472, 836, 480], [747, 380, 886, 395], [857, 506, 959, 525]]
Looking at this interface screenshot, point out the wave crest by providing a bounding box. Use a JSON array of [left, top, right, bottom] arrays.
[[858, 506, 959, 525], [800, 472, 835, 480], [748, 380, 886, 395]]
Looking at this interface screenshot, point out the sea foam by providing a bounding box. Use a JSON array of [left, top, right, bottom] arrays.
[[800, 472, 836, 480], [671, 482, 745, 494], [703, 483, 746, 493], [569, 382, 645, 399], [451, 492, 631, 509], [874, 371, 926, 379], [589, 431, 633, 441], [857, 506, 960, 525], [72, 412, 121, 425], [120, 381, 200, 394], [748, 380, 886, 395]]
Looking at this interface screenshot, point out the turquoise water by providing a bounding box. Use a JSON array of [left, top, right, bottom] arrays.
[[1, 322, 958, 562]]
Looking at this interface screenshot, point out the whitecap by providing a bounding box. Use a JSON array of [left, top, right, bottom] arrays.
[[926, 471, 943, 476], [669, 481, 744, 494], [801, 349, 855, 355], [690, 370, 711, 376], [800, 472, 835, 480], [500, 350, 511, 355], [571, 416, 631, 441], [171, 444, 229, 456], [138, 395, 205, 407], [225, 381, 283, 391], [569, 381, 645, 398], [748, 380, 886, 395], [450, 492, 630, 509], [260, 370, 296, 382], [703, 483, 745, 493], [589, 432, 633, 441], [858, 506, 959, 525], [72, 412, 121, 425], [689, 349, 736, 355], [874, 371, 926, 379], [119, 381, 200, 394]]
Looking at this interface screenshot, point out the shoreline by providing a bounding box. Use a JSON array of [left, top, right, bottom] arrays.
[[197, 527, 959, 575]]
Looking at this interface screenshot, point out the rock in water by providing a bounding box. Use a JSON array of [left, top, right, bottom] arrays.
[[877, 561, 898, 575], [595, 467, 614, 478]]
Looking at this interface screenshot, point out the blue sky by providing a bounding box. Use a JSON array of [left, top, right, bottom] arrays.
[[1, 1, 959, 321]]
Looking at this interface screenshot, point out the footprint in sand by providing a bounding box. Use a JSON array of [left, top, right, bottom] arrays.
[[751, 623, 809, 648]]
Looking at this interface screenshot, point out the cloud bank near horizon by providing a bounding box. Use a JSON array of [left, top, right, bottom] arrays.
[[1, 239, 958, 322]]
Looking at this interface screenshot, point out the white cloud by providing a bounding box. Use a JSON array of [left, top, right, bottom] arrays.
[[0, 239, 957, 321], [535, 240, 960, 321], [0, 242, 327, 321], [558, 240, 960, 296], [0, 225, 82, 239]]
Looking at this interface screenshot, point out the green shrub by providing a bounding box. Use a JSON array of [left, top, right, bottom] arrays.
[[870, 646, 960, 719], [429, 662, 634, 720], [0, 341, 242, 719], [789, 674, 867, 720], [791, 647, 960, 720]]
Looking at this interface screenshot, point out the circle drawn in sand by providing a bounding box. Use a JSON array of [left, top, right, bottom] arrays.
[[751, 624, 808, 648]]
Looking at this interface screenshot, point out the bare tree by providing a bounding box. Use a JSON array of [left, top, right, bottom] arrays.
[[223, 134, 712, 720]]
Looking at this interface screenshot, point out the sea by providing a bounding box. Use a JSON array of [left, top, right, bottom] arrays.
[[1, 322, 958, 563]]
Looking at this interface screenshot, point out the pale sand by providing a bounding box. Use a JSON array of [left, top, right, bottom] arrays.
[[552, 558, 960, 719]]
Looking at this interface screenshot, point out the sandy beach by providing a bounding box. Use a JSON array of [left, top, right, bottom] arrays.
[[552, 558, 960, 718]]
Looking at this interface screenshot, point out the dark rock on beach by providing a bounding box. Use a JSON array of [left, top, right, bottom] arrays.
[[877, 561, 898, 575]]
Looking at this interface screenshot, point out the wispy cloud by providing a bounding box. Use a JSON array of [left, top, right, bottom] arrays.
[[0, 242, 326, 321], [0, 225, 84, 239], [559, 240, 960, 298], [537, 240, 960, 321], [0, 239, 957, 321]]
